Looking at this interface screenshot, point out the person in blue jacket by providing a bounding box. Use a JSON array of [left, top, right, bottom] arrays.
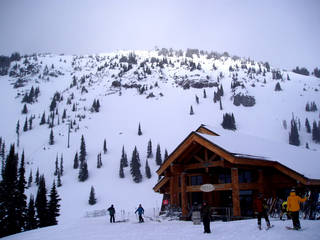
[[135, 204, 144, 223]]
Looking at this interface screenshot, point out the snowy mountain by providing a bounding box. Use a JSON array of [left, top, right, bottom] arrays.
[[0, 48, 319, 227]]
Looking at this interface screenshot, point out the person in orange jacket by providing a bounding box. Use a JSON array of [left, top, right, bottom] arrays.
[[287, 189, 307, 230]]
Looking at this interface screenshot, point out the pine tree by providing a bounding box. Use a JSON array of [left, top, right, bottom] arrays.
[[195, 95, 199, 104], [54, 154, 59, 176], [275, 82, 282, 91], [305, 118, 311, 133], [28, 116, 33, 130], [289, 118, 300, 146], [60, 154, 63, 176], [222, 113, 236, 130], [49, 98, 56, 112], [219, 98, 223, 110], [190, 105, 194, 115], [28, 170, 33, 188], [121, 146, 128, 167], [49, 129, 54, 145], [40, 112, 46, 125], [23, 117, 28, 132], [78, 162, 89, 182], [138, 123, 142, 136], [88, 186, 97, 205], [0, 145, 21, 237], [96, 100, 100, 112], [62, 109, 67, 119], [119, 160, 124, 178], [305, 102, 310, 112], [147, 139, 153, 158], [130, 146, 142, 183], [145, 159, 151, 179], [35, 168, 40, 185], [312, 121, 320, 143], [22, 104, 28, 114], [57, 171, 62, 187], [79, 135, 86, 167], [25, 194, 37, 230], [73, 152, 79, 169], [103, 139, 107, 154], [72, 103, 76, 112], [164, 149, 169, 162], [35, 175, 49, 227], [97, 153, 102, 168], [47, 181, 61, 226], [17, 151, 27, 230], [155, 144, 162, 166], [16, 120, 20, 147], [203, 89, 207, 98]]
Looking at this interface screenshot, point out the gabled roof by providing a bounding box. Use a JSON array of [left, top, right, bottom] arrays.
[[157, 125, 320, 185]]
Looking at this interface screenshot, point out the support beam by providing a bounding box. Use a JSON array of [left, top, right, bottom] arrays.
[[181, 173, 188, 219], [231, 168, 241, 216], [169, 175, 179, 206]]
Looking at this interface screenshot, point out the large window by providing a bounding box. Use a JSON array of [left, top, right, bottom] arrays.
[[190, 176, 203, 186], [238, 170, 257, 183], [218, 169, 231, 184]]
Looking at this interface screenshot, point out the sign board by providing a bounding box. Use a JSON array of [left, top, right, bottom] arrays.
[[200, 184, 215, 192]]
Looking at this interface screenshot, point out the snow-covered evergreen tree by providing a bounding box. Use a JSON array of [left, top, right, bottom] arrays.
[[88, 186, 97, 205], [130, 146, 142, 183]]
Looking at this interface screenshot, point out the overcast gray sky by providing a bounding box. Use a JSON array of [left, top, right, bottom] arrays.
[[0, 0, 319, 70]]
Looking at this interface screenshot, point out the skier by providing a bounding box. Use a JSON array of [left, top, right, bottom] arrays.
[[107, 204, 115, 223], [280, 200, 288, 220], [200, 202, 211, 233], [135, 204, 144, 223], [287, 189, 307, 230], [253, 193, 271, 230]]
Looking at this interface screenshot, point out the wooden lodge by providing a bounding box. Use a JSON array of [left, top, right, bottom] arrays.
[[153, 125, 320, 219]]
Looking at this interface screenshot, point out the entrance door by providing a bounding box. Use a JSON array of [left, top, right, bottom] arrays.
[[240, 190, 253, 216], [191, 192, 203, 206]]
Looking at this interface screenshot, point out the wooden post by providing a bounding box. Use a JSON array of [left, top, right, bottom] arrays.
[[231, 168, 240, 216], [170, 176, 175, 206], [181, 173, 188, 219]]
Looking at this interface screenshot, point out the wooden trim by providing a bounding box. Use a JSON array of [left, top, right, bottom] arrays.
[[196, 125, 220, 136], [157, 132, 196, 175], [194, 155, 204, 163], [153, 177, 169, 192], [184, 160, 225, 171]]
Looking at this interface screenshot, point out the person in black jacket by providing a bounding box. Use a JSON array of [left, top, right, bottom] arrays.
[[200, 202, 211, 233], [107, 204, 115, 223]]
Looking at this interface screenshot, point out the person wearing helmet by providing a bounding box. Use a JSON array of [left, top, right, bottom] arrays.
[[287, 189, 307, 230]]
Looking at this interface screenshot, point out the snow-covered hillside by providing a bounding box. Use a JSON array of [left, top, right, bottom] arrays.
[[0, 49, 319, 225]]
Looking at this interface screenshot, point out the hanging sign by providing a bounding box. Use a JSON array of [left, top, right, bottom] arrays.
[[200, 184, 215, 192]]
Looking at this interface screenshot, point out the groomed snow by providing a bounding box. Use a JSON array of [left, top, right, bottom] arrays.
[[2, 216, 320, 240]]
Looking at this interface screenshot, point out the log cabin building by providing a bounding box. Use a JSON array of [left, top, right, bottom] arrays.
[[153, 125, 320, 219]]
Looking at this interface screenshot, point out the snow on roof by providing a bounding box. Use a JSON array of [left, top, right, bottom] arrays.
[[197, 125, 320, 180]]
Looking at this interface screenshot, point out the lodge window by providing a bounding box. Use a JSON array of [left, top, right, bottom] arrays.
[[238, 170, 257, 183], [190, 176, 203, 186], [218, 172, 231, 184]]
